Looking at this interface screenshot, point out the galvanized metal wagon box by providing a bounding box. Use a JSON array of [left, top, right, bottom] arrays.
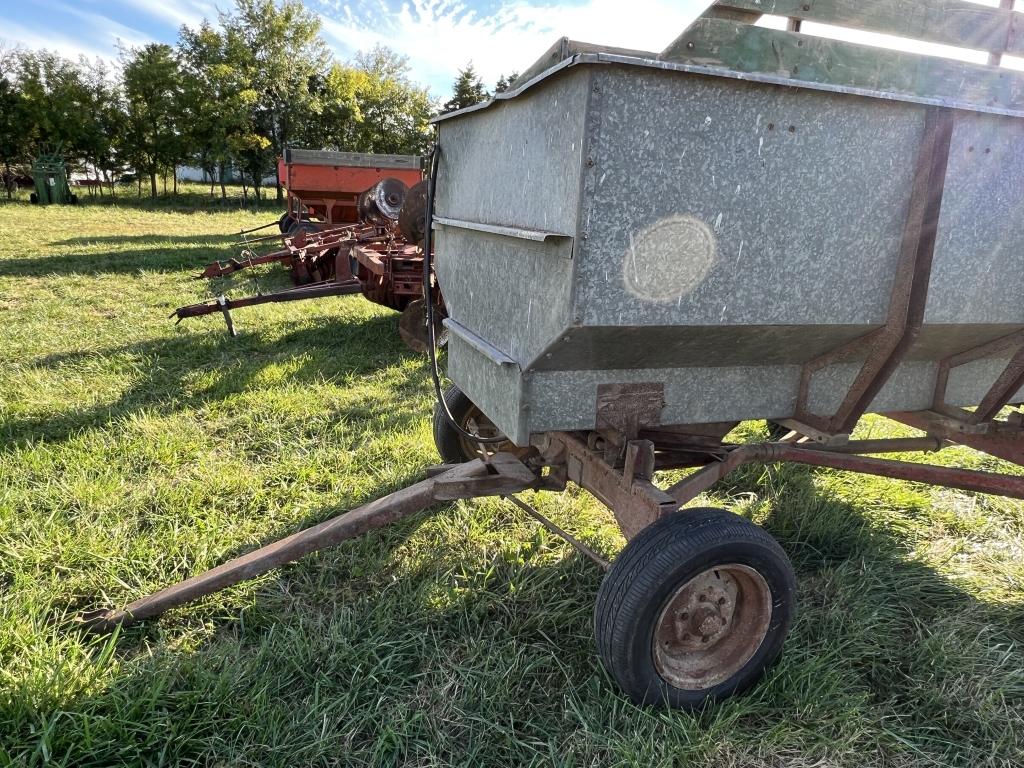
[[433, 28, 1024, 446]]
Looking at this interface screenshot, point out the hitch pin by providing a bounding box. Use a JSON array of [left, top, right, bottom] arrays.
[[217, 295, 237, 337]]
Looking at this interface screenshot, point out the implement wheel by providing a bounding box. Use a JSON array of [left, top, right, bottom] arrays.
[[432, 384, 521, 463], [595, 508, 795, 709]]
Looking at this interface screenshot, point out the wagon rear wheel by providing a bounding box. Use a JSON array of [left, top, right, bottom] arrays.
[[594, 508, 795, 709], [432, 384, 525, 464]]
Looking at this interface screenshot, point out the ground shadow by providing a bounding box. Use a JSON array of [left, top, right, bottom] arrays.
[[1, 312, 419, 452], [0, 234, 239, 278]]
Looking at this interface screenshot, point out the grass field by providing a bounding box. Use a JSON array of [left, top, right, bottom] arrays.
[[1, 189, 1023, 767]]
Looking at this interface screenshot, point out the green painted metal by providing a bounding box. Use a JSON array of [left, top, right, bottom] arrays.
[[30, 148, 74, 205]]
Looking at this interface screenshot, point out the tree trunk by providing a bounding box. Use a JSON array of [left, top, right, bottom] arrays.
[[162, 172, 167, 195], [218, 161, 227, 199], [150, 171, 157, 198], [173, 167, 177, 195], [275, 162, 283, 202], [4, 161, 11, 200], [137, 176, 142, 198]]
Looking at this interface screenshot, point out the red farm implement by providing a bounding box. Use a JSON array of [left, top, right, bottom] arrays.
[[277, 149, 423, 231], [172, 150, 438, 348]]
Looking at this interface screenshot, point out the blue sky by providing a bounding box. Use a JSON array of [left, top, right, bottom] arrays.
[[0, 0, 713, 96]]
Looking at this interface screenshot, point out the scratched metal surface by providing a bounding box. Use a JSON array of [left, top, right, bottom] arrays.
[[576, 67, 922, 329], [434, 226, 574, 367], [925, 109, 1024, 325], [434, 71, 589, 237], [435, 57, 1024, 443]]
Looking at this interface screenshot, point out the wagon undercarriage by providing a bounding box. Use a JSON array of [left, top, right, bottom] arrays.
[[83, 402, 1024, 703]]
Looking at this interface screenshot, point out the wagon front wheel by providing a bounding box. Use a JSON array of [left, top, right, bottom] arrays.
[[432, 384, 522, 463], [594, 508, 795, 709]]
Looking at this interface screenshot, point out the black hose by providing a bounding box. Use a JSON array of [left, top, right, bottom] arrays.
[[422, 144, 507, 445]]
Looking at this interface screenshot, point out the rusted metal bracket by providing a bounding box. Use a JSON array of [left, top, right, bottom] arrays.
[[932, 329, 1024, 424], [433, 451, 562, 499], [889, 410, 1024, 465], [595, 383, 664, 443], [538, 432, 677, 539], [793, 107, 955, 436]]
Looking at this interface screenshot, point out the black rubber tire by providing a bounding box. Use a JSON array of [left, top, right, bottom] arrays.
[[288, 220, 318, 237], [595, 508, 796, 709], [278, 212, 294, 233], [432, 384, 477, 464], [29, 192, 38, 204], [69, 193, 78, 205]]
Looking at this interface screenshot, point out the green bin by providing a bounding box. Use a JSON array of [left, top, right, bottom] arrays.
[[30, 151, 75, 205]]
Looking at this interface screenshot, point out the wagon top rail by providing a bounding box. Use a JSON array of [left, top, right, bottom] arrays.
[[438, 0, 1024, 121], [282, 148, 422, 170]]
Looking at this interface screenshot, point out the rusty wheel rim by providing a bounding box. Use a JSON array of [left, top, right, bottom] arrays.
[[652, 564, 772, 690], [456, 405, 526, 461]]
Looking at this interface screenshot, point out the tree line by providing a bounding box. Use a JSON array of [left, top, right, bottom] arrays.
[[0, 0, 515, 202]]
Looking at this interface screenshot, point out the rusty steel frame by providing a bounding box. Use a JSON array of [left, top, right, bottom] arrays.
[[932, 330, 1024, 424], [195, 224, 384, 281], [793, 107, 956, 436], [84, 454, 561, 631], [83, 406, 1024, 632]]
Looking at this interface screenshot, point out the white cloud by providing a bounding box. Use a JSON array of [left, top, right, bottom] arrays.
[[115, 0, 219, 29], [47, 1, 155, 52], [319, 0, 713, 96], [0, 18, 116, 63]]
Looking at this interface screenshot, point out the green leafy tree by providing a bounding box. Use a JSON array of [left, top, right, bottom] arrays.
[[494, 72, 519, 94], [350, 46, 434, 156], [79, 58, 124, 196], [442, 62, 488, 113], [295, 61, 363, 151], [179, 22, 258, 198], [221, 0, 328, 201], [121, 43, 185, 197], [16, 50, 94, 161], [0, 45, 28, 198]]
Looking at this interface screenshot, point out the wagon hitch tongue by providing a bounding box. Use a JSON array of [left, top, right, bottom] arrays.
[[79, 453, 556, 632]]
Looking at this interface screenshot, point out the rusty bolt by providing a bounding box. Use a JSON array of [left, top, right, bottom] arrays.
[[686, 41, 695, 50]]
